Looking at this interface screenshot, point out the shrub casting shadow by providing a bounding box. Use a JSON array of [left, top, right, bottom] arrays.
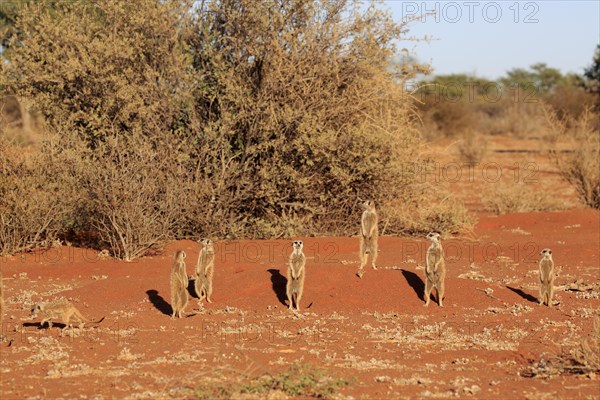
[[267, 269, 288, 306], [146, 289, 173, 316]]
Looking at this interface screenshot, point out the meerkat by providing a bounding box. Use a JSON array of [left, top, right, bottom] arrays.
[[170, 250, 189, 318], [194, 238, 215, 303], [30, 299, 105, 329], [424, 232, 446, 307], [357, 200, 379, 278], [0, 271, 3, 331], [539, 248, 555, 306], [287, 240, 306, 311]]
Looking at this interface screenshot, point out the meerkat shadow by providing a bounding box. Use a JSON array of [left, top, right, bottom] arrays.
[[267, 269, 288, 306], [146, 289, 173, 316], [506, 286, 538, 303], [401, 269, 426, 301], [186, 278, 199, 299], [23, 321, 66, 330]]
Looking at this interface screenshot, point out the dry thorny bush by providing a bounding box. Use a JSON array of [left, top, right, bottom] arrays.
[[0, 0, 475, 258], [0, 135, 74, 255], [79, 135, 187, 261], [545, 106, 600, 210]]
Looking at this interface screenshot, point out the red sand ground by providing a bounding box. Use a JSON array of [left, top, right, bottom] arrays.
[[0, 208, 598, 399], [1, 138, 599, 399]]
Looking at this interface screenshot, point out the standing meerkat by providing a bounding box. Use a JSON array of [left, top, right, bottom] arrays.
[[539, 248, 555, 306], [170, 250, 189, 318], [30, 299, 105, 329], [287, 240, 306, 311], [357, 200, 379, 278], [194, 238, 215, 303], [0, 272, 3, 330], [424, 232, 446, 307]]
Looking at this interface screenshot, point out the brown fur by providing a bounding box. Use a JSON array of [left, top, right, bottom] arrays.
[[194, 239, 215, 303], [30, 299, 104, 329], [170, 250, 189, 318], [287, 241, 306, 311], [357, 200, 379, 278], [539, 248, 555, 306], [0, 272, 3, 330], [424, 232, 446, 307]]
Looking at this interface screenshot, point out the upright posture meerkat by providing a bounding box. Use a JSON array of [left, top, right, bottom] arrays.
[[287, 240, 306, 311], [170, 250, 189, 318], [357, 200, 379, 278], [194, 238, 215, 303], [30, 299, 105, 329], [539, 248, 555, 306], [0, 272, 3, 330], [424, 232, 446, 307]]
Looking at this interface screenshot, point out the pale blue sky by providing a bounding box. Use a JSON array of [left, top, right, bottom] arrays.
[[384, 0, 600, 79]]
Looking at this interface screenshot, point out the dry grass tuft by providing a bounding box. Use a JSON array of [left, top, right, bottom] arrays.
[[456, 130, 489, 164], [521, 316, 600, 378], [383, 182, 477, 235], [483, 181, 569, 215], [194, 363, 351, 400], [571, 315, 600, 373]]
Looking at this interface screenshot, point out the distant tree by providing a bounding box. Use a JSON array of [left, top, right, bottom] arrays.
[[501, 63, 563, 94], [417, 74, 497, 101], [530, 63, 563, 91], [583, 45, 600, 109], [583, 45, 600, 91], [501, 67, 535, 88], [560, 72, 585, 88], [414, 74, 495, 137]]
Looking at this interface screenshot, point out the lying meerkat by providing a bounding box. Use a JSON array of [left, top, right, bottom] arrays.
[[357, 200, 378, 278], [194, 239, 215, 303], [539, 248, 555, 307], [424, 232, 446, 307], [287, 240, 306, 311], [30, 299, 105, 329], [171, 250, 189, 318]]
